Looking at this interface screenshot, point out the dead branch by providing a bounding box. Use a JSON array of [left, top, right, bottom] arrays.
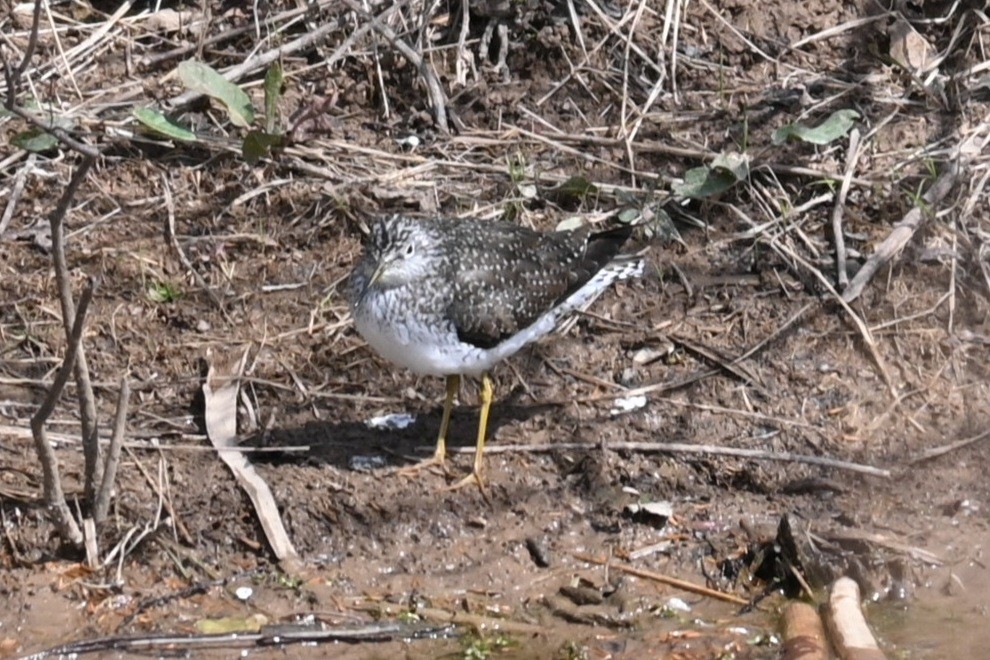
[[1, 0, 42, 99], [29, 277, 97, 547], [574, 552, 749, 605], [0, 104, 101, 159], [783, 601, 828, 660], [49, 157, 103, 504], [908, 427, 990, 464], [825, 577, 887, 660], [93, 377, 130, 524], [431, 441, 891, 477], [143, 1, 335, 68], [22, 621, 439, 659], [843, 162, 960, 303], [832, 129, 861, 290]]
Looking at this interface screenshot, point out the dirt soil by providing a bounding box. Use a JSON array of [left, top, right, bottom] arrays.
[[1, 0, 989, 658]]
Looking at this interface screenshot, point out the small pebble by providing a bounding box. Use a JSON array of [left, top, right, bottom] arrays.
[[524, 536, 551, 568]]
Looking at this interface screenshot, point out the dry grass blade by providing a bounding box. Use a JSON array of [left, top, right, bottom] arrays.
[[341, 0, 456, 133], [203, 348, 301, 572], [93, 377, 130, 524], [843, 162, 961, 303], [437, 441, 891, 477], [908, 427, 990, 465], [832, 129, 861, 290]]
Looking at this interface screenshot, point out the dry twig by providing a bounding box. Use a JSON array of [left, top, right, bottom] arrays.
[[29, 277, 97, 547], [49, 158, 104, 503], [93, 377, 130, 524], [574, 552, 749, 605], [435, 441, 891, 477], [843, 162, 960, 303], [832, 129, 861, 290]]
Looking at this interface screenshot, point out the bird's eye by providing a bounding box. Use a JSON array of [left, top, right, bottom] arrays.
[[403, 243, 415, 257]]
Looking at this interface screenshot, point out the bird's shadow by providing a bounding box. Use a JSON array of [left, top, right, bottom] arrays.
[[247, 386, 556, 472]]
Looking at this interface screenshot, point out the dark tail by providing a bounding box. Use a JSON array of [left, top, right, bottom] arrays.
[[560, 224, 635, 299]]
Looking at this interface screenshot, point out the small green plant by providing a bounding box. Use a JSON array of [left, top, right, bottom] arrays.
[[272, 571, 304, 590], [146, 281, 181, 303], [462, 632, 515, 659], [6, 100, 77, 154], [672, 151, 750, 200], [397, 609, 421, 623], [134, 60, 285, 164], [771, 109, 860, 146], [557, 640, 590, 660]]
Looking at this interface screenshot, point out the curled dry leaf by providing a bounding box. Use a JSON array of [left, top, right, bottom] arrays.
[[889, 19, 936, 75]]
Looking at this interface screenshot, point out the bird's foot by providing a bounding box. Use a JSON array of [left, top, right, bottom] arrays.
[[442, 469, 490, 500], [396, 451, 448, 478]]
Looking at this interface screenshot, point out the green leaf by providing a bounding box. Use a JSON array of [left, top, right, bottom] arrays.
[[263, 61, 283, 133], [177, 60, 255, 128], [132, 107, 197, 142], [11, 129, 59, 153], [672, 165, 738, 199], [772, 109, 861, 146], [710, 151, 750, 182], [546, 175, 597, 204], [147, 281, 181, 304], [242, 130, 283, 164], [616, 208, 642, 225]]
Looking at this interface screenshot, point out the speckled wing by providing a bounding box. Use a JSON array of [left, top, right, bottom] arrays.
[[444, 221, 632, 349]]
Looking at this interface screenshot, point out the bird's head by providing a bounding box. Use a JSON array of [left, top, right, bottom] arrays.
[[358, 216, 439, 292]]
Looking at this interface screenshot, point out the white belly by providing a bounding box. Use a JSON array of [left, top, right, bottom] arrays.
[[350, 257, 640, 377]]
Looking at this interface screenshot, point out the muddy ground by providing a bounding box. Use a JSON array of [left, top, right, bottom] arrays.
[[1, 0, 989, 657]]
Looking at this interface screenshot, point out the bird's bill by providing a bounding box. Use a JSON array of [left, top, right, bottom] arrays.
[[369, 262, 384, 286]]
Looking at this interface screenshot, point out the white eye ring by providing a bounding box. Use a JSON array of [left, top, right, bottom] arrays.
[[404, 243, 415, 257]]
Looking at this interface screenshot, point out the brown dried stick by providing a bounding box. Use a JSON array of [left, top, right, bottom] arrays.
[[436, 441, 890, 477], [2, 0, 43, 95], [783, 601, 828, 660], [843, 162, 960, 303], [773, 241, 896, 398], [832, 129, 861, 291], [825, 577, 887, 660], [143, 1, 336, 68], [93, 377, 130, 524], [29, 277, 97, 547], [574, 553, 749, 605], [49, 157, 103, 503]]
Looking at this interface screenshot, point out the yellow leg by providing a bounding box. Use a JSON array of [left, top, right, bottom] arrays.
[[445, 372, 492, 495], [398, 374, 458, 476]]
